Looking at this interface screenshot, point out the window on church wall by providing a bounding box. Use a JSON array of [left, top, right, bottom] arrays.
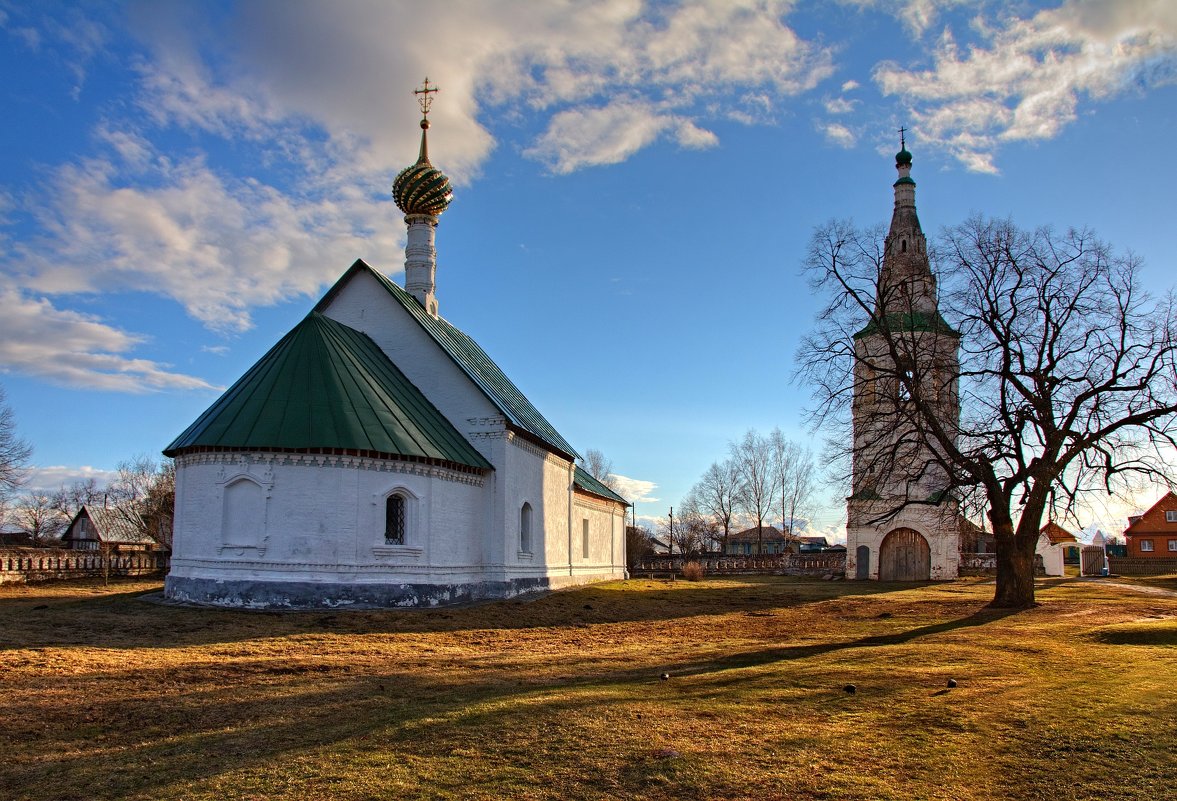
[[582, 519, 590, 560], [897, 363, 915, 404], [385, 494, 406, 545], [520, 502, 533, 554]]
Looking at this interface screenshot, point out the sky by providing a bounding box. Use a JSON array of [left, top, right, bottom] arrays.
[[2, 0, 1175, 539]]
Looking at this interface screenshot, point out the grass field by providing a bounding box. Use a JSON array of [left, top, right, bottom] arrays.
[[1, 575, 1173, 801]]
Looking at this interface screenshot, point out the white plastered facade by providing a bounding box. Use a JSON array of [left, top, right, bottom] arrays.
[[165, 267, 627, 608]]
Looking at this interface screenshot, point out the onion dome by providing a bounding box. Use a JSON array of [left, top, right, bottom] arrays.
[[895, 146, 913, 167], [393, 119, 453, 216]]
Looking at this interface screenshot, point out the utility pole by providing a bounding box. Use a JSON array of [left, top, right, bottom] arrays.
[[668, 506, 674, 557]]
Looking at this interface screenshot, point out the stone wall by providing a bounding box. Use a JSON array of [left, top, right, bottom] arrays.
[[634, 553, 846, 578], [0, 548, 168, 585]]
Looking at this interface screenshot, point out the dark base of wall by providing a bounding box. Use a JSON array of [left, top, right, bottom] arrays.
[[164, 574, 552, 609]]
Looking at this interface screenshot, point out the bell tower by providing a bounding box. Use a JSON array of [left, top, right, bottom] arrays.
[[845, 133, 962, 581]]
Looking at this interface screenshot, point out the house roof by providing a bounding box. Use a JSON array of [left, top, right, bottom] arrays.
[[797, 536, 829, 546], [731, 525, 788, 541], [164, 312, 492, 471], [1039, 521, 1078, 544], [1124, 491, 1177, 535], [573, 466, 629, 506], [77, 505, 158, 545], [315, 260, 579, 461]]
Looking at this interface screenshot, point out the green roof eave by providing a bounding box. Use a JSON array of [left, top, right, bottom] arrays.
[[853, 311, 961, 340], [164, 312, 491, 471], [574, 466, 630, 506], [315, 260, 579, 462]]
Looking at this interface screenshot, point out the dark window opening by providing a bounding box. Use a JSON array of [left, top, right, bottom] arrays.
[[385, 495, 406, 545]]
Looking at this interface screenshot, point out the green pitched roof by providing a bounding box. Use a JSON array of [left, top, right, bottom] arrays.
[[573, 466, 629, 506], [164, 312, 491, 470], [316, 260, 579, 460], [853, 311, 960, 340]]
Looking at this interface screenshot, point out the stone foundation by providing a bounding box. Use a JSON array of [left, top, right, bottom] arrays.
[[164, 574, 551, 609]]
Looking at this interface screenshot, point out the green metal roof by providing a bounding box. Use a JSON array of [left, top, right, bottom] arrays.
[[853, 311, 960, 340], [316, 260, 580, 461], [164, 312, 491, 470], [573, 466, 629, 506]]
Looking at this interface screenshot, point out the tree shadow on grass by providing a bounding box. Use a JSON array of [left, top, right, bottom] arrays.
[[660, 605, 1025, 680], [0, 576, 931, 651], [0, 602, 1024, 801]]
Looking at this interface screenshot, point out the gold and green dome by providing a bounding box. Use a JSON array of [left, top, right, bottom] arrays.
[[393, 120, 453, 216]]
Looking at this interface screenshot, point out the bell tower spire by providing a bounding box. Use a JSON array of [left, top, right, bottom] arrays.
[[392, 77, 453, 318], [879, 128, 935, 315]]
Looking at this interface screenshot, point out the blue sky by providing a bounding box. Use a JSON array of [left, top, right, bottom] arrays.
[[2, 0, 1175, 536]]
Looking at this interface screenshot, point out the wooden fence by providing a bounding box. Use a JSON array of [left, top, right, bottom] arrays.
[[0, 548, 169, 585], [634, 553, 846, 577], [1108, 556, 1177, 576]]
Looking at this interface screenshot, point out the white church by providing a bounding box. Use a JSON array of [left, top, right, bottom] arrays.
[[163, 83, 629, 608]]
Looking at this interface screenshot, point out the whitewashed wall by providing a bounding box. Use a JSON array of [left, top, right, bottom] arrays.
[[845, 501, 960, 580]]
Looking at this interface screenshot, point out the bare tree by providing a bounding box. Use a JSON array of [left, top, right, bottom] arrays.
[[800, 216, 1177, 607], [0, 385, 32, 503], [769, 429, 816, 537], [107, 456, 175, 548], [730, 430, 781, 556], [692, 458, 740, 554], [660, 496, 715, 556], [14, 493, 66, 543], [625, 525, 655, 569], [578, 448, 617, 490], [51, 477, 105, 520]]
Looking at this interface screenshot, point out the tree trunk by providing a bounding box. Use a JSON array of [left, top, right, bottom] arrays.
[[991, 533, 1038, 608]]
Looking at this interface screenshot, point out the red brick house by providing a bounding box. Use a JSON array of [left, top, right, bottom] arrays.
[[1123, 492, 1177, 557]]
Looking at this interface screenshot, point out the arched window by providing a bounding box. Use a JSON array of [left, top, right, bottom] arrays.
[[901, 238, 908, 253], [385, 494, 406, 545], [520, 502, 533, 553]]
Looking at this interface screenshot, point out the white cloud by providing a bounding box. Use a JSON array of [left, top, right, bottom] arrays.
[[0, 288, 216, 392], [610, 473, 659, 505], [873, 0, 1177, 171], [819, 121, 858, 147], [841, 79, 860, 92], [525, 101, 687, 174], [12, 150, 399, 333], [21, 465, 119, 495], [824, 96, 857, 114]]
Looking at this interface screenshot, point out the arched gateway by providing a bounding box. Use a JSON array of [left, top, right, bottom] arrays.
[[878, 528, 931, 581]]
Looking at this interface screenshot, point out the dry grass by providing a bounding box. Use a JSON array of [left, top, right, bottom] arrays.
[[1, 575, 1173, 801]]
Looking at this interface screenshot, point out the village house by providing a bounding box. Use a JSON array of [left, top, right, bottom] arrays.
[[725, 526, 793, 556], [1123, 492, 1177, 558], [60, 505, 161, 553]]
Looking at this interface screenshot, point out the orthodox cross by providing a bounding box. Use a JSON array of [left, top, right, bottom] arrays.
[[414, 77, 439, 119], [898, 125, 907, 149]]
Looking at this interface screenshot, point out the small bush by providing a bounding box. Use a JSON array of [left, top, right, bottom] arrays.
[[682, 561, 705, 581]]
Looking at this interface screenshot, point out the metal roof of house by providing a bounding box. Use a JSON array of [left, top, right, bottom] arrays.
[[315, 260, 579, 461], [164, 312, 491, 470], [75, 505, 158, 545], [573, 466, 629, 506]]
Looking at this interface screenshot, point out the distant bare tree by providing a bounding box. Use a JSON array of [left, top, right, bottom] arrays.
[[660, 496, 715, 556], [730, 430, 781, 556], [0, 385, 31, 503], [692, 458, 740, 554], [578, 448, 617, 490], [107, 456, 175, 548], [799, 216, 1177, 608], [14, 493, 66, 543], [51, 477, 105, 520], [625, 525, 655, 569], [769, 429, 816, 537]]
